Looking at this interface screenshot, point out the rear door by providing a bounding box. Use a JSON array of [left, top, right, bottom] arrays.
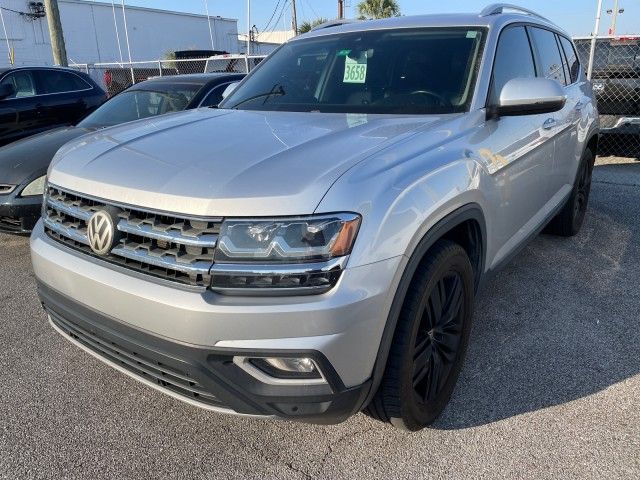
[[35, 69, 94, 127], [528, 27, 580, 197]]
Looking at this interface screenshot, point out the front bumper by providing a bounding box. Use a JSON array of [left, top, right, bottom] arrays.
[[0, 193, 42, 233], [31, 221, 404, 423]]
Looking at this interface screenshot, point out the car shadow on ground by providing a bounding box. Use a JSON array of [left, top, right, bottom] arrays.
[[433, 163, 640, 429]]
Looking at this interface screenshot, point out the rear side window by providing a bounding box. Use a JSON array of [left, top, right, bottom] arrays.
[[39, 70, 91, 94], [0, 71, 38, 98], [529, 27, 567, 86], [559, 36, 580, 83], [490, 26, 536, 103]]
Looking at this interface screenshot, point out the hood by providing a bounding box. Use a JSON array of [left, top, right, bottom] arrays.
[[0, 127, 91, 185], [49, 108, 455, 216]]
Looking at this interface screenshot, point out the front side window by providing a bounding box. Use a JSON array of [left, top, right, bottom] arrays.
[[529, 27, 567, 86], [78, 83, 202, 128], [490, 26, 536, 103], [0, 71, 38, 98], [39, 70, 91, 94], [221, 27, 486, 114]]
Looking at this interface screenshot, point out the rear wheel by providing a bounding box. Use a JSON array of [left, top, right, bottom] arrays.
[[365, 240, 474, 431], [546, 148, 595, 237]]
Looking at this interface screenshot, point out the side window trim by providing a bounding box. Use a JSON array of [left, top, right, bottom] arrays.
[[0, 70, 39, 99], [558, 35, 581, 84], [36, 69, 94, 95], [0, 69, 94, 100], [554, 34, 571, 86]]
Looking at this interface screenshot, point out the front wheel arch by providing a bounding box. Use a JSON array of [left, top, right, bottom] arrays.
[[361, 203, 486, 411]]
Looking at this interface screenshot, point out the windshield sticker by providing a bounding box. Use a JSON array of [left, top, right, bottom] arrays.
[[466, 30, 478, 39], [343, 55, 368, 84], [337, 49, 352, 57]]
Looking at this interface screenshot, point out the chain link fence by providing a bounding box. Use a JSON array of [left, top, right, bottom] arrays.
[[71, 55, 265, 98], [72, 41, 639, 159], [575, 36, 640, 158]]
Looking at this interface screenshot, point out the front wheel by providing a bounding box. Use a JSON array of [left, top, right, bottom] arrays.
[[365, 240, 475, 431]]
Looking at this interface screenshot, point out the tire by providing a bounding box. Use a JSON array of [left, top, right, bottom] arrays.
[[365, 240, 475, 431], [545, 148, 595, 237]]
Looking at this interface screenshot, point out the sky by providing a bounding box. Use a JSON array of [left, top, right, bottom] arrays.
[[88, 1, 640, 37]]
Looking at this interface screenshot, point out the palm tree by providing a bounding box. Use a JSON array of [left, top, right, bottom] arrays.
[[299, 17, 329, 34], [357, 0, 401, 19]]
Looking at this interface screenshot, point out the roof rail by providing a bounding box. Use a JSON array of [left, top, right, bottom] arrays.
[[480, 3, 552, 24], [310, 19, 357, 32]]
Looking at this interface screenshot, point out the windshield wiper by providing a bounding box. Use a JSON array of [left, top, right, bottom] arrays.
[[228, 84, 285, 109]]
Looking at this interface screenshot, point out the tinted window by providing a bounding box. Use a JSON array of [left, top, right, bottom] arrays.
[[78, 83, 201, 128], [529, 27, 567, 86], [491, 26, 536, 103], [39, 70, 90, 94], [200, 84, 230, 107], [0, 71, 38, 98], [559, 36, 580, 83], [222, 27, 486, 114]]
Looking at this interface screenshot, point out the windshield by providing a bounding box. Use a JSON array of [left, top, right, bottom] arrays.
[[221, 27, 485, 114], [78, 83, 203, 128]]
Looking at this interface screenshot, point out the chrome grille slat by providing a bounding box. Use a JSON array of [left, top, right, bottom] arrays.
[[44, 217, 90, 246], [116, 219, 218, 248], [43, 185, 219, 287], [46, 196, 94, 221], [111, 245, 213, 276]]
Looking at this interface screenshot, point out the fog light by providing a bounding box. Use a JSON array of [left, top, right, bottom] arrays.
[[265, 357, 316, 373], [247, 357, 323, 380]]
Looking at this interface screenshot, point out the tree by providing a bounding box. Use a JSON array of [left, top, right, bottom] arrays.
[[298, 17, 329, 34], [357, 0, 400, 19]]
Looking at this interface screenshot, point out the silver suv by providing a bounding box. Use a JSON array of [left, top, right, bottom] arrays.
[[31, 5, 598, 431]]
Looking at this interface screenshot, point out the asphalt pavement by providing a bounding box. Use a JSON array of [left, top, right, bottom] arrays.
[[0, 158, 638, 479]]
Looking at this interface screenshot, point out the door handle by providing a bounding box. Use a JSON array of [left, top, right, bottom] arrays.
[[542, 118, 557, 130]]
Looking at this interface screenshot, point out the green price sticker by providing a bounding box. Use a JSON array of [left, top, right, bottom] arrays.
[[343, 56, 367, 84]]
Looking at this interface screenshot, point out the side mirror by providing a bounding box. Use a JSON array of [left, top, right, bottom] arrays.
[[494, 77, 566, 117], [0, 83, 15, 100], [221, 82, 240, 101]]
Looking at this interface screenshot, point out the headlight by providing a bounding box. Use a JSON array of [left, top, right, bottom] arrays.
[[20, 175, 47, 197], [211, 213, 361, 295]]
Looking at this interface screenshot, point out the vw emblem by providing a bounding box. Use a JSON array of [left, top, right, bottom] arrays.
[[87, 210, 116, 255]]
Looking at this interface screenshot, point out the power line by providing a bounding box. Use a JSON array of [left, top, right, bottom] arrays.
[[262, 0, 283, 32]]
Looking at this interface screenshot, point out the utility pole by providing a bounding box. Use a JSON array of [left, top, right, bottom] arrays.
[[338, 0, 344, 19], [246, 0, 251, 55], [588, 0, 604, 79], [291, 0, 298, 35], [607, 0, 624, 35], [44, 0, 68, 66]]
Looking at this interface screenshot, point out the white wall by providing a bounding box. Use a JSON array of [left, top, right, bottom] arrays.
[[0, 0, 239, 67]]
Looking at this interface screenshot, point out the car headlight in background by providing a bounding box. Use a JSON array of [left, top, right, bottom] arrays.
[[20, 175, 47, 197], [211, 213, 361, 294]]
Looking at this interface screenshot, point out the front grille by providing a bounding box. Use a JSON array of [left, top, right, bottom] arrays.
[[0, 216, 22, 231], [43, 185, 221, 287], [49, 309, 224, 408]]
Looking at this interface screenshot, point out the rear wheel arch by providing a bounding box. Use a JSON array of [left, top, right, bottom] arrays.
[[361, 203, 486, 411]]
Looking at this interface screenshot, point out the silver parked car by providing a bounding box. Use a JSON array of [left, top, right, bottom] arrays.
[[31, 5, 598, 431]]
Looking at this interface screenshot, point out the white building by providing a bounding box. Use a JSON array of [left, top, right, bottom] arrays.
[[0, 0, 239, 67], [238, 30, 295, 55]]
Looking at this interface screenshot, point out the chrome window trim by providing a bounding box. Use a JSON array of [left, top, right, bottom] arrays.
[[0, 68, 95, 100]]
